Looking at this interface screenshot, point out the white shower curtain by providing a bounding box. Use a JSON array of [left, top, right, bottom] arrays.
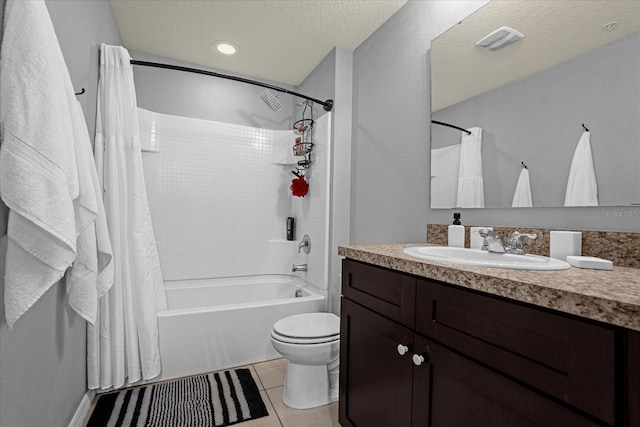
[[88, 44, 167, 390], [456, 127, 485, 208]]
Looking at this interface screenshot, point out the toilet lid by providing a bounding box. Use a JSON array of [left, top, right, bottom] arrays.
[[272, 313, 340, 340]]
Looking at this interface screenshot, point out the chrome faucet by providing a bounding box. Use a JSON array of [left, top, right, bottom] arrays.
[[476, 229, 506, 253], [292, 264, 308, 272], [475, 229, 537, 255]]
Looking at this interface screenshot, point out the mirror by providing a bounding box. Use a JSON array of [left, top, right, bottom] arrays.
[[430, 0, 640, 209]]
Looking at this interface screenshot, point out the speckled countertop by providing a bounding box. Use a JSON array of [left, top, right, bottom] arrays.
[[338, 244, 640, 332]]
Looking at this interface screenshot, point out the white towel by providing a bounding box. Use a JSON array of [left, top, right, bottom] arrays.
[[511, 168, 532, 208], [65, 101, 114, 325], [0, 0, 113, 327], [564, 131, 598, 207], [456, 127, 485, 208]]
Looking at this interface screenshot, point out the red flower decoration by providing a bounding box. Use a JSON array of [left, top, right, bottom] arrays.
[[290, 175, 309, 197]]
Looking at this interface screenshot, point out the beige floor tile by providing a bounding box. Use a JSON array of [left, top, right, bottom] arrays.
[[253, 358, 287, 390], [266, 386, 340, 427]]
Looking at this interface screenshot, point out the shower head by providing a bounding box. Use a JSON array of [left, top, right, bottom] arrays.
[[260, 89, 283, 112]]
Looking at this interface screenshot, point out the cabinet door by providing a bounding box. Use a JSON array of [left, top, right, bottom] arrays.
[[411, 335, 602, 427], [339, 298, 414, 427], [626, 330, 640, 427]]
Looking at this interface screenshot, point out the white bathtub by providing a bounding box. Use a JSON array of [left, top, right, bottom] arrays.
[[156, 275, 325, 381]]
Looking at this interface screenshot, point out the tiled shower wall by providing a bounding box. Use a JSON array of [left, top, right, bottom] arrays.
[[141, 109, 331, 290]]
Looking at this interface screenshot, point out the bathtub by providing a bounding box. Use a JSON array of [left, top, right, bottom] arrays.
[[156, 275, 325, 381]]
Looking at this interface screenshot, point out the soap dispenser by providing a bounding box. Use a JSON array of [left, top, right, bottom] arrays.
[[448, 212, 465, 248]]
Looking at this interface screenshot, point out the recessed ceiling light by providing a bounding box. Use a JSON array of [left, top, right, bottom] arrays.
[[214, 41, 238, 55]]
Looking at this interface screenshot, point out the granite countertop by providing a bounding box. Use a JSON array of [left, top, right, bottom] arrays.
[[338, 244, 640, 332]]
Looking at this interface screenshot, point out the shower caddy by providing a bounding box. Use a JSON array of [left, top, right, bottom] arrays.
[[290, 101, 315, 197]]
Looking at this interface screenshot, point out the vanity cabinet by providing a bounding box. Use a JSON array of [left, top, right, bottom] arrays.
[[339, 298, 414, 426], [339, 259, 635, 427]]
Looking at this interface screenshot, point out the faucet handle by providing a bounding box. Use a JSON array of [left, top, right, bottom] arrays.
[[298, 234, 311, 254], [510, 231, 537, 252]]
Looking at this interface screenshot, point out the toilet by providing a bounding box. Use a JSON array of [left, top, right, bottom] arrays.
[[270, 312, 340, 409]]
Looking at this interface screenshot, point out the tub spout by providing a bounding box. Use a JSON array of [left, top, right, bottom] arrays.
[[292, 264, 308, 272]]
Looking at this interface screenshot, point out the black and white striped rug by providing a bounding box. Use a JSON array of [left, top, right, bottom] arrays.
[[87, 368, 269, 427]]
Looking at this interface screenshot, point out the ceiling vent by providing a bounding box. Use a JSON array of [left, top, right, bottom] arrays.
[[476, 26, 524, 51]]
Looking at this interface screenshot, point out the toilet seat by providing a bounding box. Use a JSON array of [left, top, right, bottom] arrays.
[[271, 313, 340, 344], [271, 330, 339, 345]]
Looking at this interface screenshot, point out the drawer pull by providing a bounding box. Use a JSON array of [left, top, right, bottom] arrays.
[[397, 344, 410, 356], [412, 354, 426, 366]]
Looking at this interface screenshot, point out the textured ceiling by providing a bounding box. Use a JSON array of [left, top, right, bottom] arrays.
[[432, 1, 640, 111], [110, 0, 407, 86]]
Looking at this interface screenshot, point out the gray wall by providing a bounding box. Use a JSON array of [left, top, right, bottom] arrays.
[[297, 48, 354, 315], [0, 1, 122, 426], [433, 33, 640, 208], [351, 0, 488, 244], [352, 0, 639, 242], [131, 51, 294, 129]]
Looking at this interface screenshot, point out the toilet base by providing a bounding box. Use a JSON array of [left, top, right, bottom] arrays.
[[281, 362, 338, 409]]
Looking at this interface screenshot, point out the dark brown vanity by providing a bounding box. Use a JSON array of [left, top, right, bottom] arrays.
[[338, 251, 640, 427]]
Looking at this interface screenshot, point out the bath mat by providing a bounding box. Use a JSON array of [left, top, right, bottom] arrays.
[[86, 368, 268, 427]]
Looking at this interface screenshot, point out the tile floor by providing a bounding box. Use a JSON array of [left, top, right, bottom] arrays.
[[83, 358, 340, 427], [246, 358, 340, 427]]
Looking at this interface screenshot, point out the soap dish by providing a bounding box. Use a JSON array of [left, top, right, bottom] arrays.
[[566, 256, 613, 270]]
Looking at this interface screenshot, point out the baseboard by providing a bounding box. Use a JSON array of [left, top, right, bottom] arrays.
[[68, 390, 95, 427]]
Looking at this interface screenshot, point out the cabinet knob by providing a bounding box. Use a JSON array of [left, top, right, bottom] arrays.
[[397, 344, 410, 356], [412, 354, 426, 366]]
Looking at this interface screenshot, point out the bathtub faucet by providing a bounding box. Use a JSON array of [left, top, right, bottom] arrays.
[[292, 264, 308, 272]]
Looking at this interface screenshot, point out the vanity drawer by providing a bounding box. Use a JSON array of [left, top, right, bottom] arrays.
[[342, 260, 416, 328], [416, 278, 617, 425]]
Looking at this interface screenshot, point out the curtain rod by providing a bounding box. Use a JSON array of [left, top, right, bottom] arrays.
[[130, 60, 334, 112], [431, 120, 471, 135]]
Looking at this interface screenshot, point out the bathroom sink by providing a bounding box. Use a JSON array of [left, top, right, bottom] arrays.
[[403, 246, 570, 270]]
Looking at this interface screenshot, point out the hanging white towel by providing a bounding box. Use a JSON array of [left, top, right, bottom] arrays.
[[511, 168, 533, 208], [456, 127, 485, 208], [0, 0, 81, 328], [564, 131, 598, 207], [65, 100, 114, 325]]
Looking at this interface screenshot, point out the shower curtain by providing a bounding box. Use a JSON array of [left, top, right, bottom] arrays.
[[456, 127, 485, 208], [88, 44, 167, 390]]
